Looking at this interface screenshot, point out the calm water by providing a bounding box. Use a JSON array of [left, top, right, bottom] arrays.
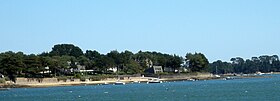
[[1, 75, 280, 101]]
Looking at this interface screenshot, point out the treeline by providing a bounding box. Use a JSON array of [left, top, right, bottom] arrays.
[[1, 44, 279, 82], [1, 44, 193, 82], [209, 55, 280, 74]]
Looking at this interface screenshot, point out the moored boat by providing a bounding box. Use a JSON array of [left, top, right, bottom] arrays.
[[147, 78, 162, 84], [224, 77, 234, 80], [103, 82, 109, 85], [114, 81, 125, 85]]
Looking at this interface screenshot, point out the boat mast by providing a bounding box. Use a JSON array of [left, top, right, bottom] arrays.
[[216, 66, 218, 74]]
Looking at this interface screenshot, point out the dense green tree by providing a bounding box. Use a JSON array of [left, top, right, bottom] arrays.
[[134, 51, 152, 69], [185, 53, 209, 72], [50, 44, 83, 57], [44, 56, 60, 77], [166, 55, 183, 71], [107, 50, 122, 71], [120, 50, 134, 64], [230, 57, 245, 73], [85, 50, 101, 61], [209, 55, 280, 74], [0, 52, 25, 82], [133, 51, 183, 72], [124, 60, 143, 74], [107, 50, 121, 64], [243, 59, 256, 74], [38, 52, 49, 57], [24, 54, 44, 77], [84, 50, 101, 70], [95, 55, 115, 72], [77, 56, 89, 65]]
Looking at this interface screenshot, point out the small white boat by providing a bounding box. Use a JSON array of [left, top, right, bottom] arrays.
[[224, 77, 234, 80], [114, 81, 125, 85], [103, 82, 109, 85], [256, 72, 265, 75], [214, 75, 221, 78], [147, 78, 162, 84], [188, 79, 196, 81], [133, 81, 140, 83]]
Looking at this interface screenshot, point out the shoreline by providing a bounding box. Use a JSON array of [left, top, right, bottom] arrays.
[[1, 74, 271, 88]]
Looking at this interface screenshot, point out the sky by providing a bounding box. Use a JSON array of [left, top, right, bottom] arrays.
[[0, 0, 280, 62]]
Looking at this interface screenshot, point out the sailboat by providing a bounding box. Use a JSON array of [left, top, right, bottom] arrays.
[[214, 66, 221, 77], [114, 67, 125, 85], [114, 81, 125, 85]]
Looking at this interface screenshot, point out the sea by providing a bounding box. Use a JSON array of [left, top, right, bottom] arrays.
[[1, 74, 280, 101]]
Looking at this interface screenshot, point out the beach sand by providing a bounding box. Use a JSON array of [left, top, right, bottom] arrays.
[[1, 73, 269, 88]]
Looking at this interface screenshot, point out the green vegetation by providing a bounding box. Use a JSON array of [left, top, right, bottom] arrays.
[[0, 78, 5, 83], [57, 76, 68, 82], [210, 55, 280, 74], [0, 44, 186, 81], [185, 53, 209, 72], [1, 44, 279, 82]]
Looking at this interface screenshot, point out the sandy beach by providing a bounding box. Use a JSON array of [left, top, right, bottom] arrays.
[[1, 73, 271, 88]]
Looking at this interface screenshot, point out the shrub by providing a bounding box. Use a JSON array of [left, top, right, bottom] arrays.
[[80, 76, 87, 81], [57, 76, 68, 82], [74, 73, 82, 79], [89, 76, 102, 81], [0, 78, 5, 83]]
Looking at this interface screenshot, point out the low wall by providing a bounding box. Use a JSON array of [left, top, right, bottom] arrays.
[[16, 78, 58, 84], [159, 73, 212, 79]]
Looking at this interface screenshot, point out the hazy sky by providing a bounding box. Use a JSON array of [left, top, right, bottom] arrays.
[[0, 0, 280, 62]]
